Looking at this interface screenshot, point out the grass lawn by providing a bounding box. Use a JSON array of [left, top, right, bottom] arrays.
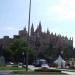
[[12, 70, 68, 75], [0, 65, 25, 70], [0, 66, 68, 75]]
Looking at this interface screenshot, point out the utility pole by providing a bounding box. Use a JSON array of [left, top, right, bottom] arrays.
[[26, 0, 31, 71]]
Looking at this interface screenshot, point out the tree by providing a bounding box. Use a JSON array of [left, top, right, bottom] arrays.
[[43, 43, 74, 64], [28, 47, 36, 64], [3, 46, 14, 62], [62, 47, 74, 59], [3, 38, 36, 64]]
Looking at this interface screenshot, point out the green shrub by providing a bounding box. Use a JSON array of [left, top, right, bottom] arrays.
[[12, 65, 18, 67], [22, 65, 26, 68]]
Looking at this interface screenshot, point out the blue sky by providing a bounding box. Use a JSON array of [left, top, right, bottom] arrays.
[[0, 0, 75, 47]]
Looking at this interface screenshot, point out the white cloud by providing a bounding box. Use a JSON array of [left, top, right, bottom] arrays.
[[60, 0, 75, 8], [48, 0, 75, 20], [7, 27, 15, 30]]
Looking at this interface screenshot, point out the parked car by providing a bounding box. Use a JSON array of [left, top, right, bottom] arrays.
[[33, 59, 47, 67], [41, 64, 49, 69], [18, 62, 22, 66], [9, 62, 14, 65]]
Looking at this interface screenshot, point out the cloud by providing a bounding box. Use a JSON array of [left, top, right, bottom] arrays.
[[48, 0, 75, 20], [7, 27, 15, 30]]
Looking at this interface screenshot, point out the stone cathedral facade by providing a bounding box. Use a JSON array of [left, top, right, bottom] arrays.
[[0, 22, 73, 54]]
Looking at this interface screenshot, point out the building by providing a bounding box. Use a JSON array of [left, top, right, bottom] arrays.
[[0, 22, 73, 54]]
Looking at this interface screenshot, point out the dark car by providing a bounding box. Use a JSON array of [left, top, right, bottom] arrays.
[[33, 59, 47, 67]]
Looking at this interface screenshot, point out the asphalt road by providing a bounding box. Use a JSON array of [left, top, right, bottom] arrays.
[[0, 74, 68, 75]]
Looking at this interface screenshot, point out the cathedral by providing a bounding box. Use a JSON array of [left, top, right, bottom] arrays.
[[0, 22, 73, 54]]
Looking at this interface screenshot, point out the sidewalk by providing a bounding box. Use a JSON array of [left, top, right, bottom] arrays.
[[62, 71, 75, 75]]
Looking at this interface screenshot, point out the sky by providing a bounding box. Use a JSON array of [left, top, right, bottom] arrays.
[[0, 0, 75, 47]]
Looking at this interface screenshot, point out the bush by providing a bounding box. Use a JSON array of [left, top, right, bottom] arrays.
[[12, 65, 18, 67], [34, 68, 61, 72], [69, 66, 75, 69], [22, 65, 26, 68]]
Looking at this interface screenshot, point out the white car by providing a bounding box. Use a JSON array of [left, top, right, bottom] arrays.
[[9, 62, 14, 65], [41, 64, 49, 69]]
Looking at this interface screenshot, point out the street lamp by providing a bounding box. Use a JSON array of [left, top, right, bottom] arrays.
[[22, 51, 25, 65], [35, 31, 40, 64], [0, 44, 3, 56], [26, 0, 31, 71]]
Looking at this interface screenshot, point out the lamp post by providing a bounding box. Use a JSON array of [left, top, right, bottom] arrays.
[[35, 31, 38, 65], [0, 44, 3, 56], [22, 51, 25, 65], [35, 31, 40, 64], [26, 0, 31, 71]]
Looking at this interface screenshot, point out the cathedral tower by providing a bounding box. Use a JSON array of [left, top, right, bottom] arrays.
[[37, 21, 42, 33], [31, 23, 34, 36]]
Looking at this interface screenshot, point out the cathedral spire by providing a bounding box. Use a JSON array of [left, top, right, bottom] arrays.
[[38, 21, 42, 32], [31, 23, 34, 35], [47, 28, 50, 35], [24, 26, 26, 31]]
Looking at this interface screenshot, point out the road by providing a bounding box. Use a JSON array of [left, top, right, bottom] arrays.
[[0, 74, 68, 75], [0, 70, 12, 74]]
